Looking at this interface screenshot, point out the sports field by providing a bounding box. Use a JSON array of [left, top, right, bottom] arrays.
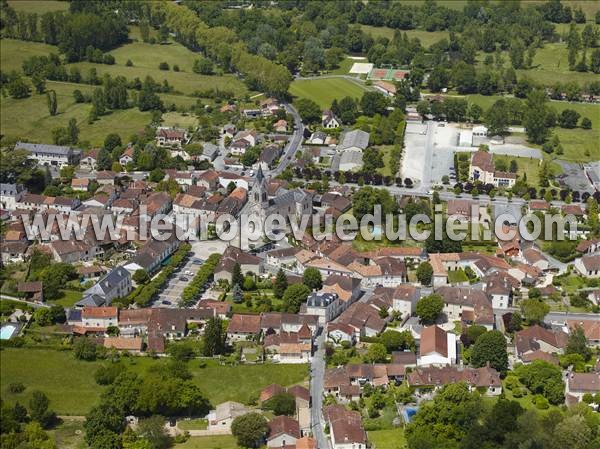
[[290, 77, 368, 109]]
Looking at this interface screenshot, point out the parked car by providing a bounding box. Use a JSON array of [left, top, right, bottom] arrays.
[[179, 276, 189, 281]]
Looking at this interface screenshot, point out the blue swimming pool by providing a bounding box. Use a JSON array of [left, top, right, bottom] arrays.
[[0, 324, 17, 340], [402, 407, 419, 423]]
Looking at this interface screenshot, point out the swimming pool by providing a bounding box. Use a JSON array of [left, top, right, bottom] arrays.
[[402, 407, 419, 423], [0, 324, 17, 340]]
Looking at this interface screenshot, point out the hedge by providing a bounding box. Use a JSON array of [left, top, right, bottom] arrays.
[[122, 242, 191, 307], [179, 253, 221, 307]]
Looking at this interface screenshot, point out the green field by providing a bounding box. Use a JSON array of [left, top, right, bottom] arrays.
[[517, 43, 599, 87], [290, 78, 368, 109], [464, 95, 600, 163], [7, 0, 69, 13], [175, 435, 241, 449], [0, 348, 307, 415], [368, 428, 408, 449], [66, 37, 248, 98], [0, 80, 153, 146], [361, 25, 450, 48], [0, 39, 59, 73]]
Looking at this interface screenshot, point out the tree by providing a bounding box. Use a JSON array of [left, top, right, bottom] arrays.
[[92, 88, 106, 116], [73, 337, 98, 361], [7, 76, 30, 98], [282, 284, 311, 313], [296, 98, 321, 124], [416, 262, 433, 286], [509, 38, 526, 69], [44, 90, 57, 117], [273, 269, 288, 299], [365, 342, 388, 363], [85, 403, 126, 447], [416, 294, 444, 324], [580, 117, 592, 129], [97, 148, 112, 170], [29, 391, 55, 428], [360, 91, 388, 116], [31, 74, 45, 94], [520, 298, 550, 323], [137, 416, 172, 449], [514, 360, 564, 405], [104, 133, 122, 152], [380, 330, 415, 352], [558, 109, 581, 128], [232, 262, 243, 288], [523, 90, 550, 144], [471, 330, 508, 374], [203, 317, 226, 357], [67, 118, 79, 144], [566, 326, 592, 361], [132, 269, 149, 284], [262, 393, 296, 416], [303, 267, 322, 290], [231, 412, 268, 448], [484, 99, 509, 136]]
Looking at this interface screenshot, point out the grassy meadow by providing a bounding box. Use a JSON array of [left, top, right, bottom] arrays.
[[0, 348, 308, 415], [175, 435, 241, 449], [368, 428, 408, 449], [361, 25, 450, 48], [290, 77, 368, 109], [7, 0, 69, 13]]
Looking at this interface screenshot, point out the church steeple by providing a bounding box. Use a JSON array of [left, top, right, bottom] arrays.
[[251, 165, 268, 207]]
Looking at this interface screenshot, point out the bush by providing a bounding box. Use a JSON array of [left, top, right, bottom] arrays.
[[8, 382, 25, 394], [159, 62, 170, 70], [533, 395, 549, 409], [125, 59, 133, 67], [173, 64, 180, 72], [512, 387, 524, 398]]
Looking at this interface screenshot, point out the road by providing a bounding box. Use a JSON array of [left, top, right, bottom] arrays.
[[269, 103, 304, 177], [310, 330, 329, 449]]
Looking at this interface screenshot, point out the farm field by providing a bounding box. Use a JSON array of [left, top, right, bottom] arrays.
[[0, 348, 308, 415], [361, 25, 450, 48], [290, 77, 368, 109]]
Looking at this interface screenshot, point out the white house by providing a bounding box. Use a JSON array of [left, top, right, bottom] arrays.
[[81, 306, 118, 329], [417, 325, 457, 367]]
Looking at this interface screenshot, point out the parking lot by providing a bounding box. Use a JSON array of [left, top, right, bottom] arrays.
[[152, 240, 228, 308]]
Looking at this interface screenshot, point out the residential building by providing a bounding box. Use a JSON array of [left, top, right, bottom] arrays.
[[267, 416, 301, 448], [207, 401, 248, 431], [469, 150, 516, 188], [227, 314, 262, 343], [81, 306, 118, 329], [0, 183, 25, 210], [77, 267, 132, 308], [575, 254, 600, 278], [156, 127, 188, 148], [323, 405, 367, 449], [418, 325, 457, 366], [15, 142, 81, 167], [408, 365, 502, 396]]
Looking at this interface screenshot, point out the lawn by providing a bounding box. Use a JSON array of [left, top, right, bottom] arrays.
[[464, 95, 600, 163], [376, 145, 397, 177], [490, 155, 562, 187], [47, 418, 87, 449], [330, 56, 361, 75], [447, 269, 469, 284], [290, 78, 368, 109], [53, 289, 83, 308], [7, 0, 69, 13], [177, 418, 208, 431], [368, 428, 408, 449], [361, 25, 450, 48], [0, 38, 59, 72], [1, 348, 308, 415], [162, 111, 199, 129], [175, 435, 241, 449]]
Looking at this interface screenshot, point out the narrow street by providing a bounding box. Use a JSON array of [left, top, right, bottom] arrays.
[[310, 330, 329, 449]]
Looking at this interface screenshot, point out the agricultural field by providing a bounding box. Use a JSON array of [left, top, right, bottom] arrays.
[[361, 25, 450, 48], [0, 348, 308, 415], [290, 77, 368, 109]]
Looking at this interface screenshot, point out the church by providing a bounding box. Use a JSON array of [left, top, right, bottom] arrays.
[[236, 166, 313, 249]]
